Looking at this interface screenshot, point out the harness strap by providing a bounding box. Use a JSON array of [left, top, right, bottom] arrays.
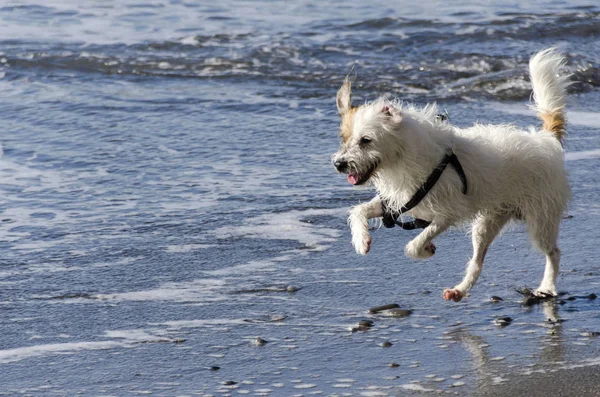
[[381, 149, 468, 230], [448, 152, 468, 195]]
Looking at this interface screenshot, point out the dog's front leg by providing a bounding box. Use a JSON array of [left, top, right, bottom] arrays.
[[404, 218, 452, 259], [348, 196, 383, 255]]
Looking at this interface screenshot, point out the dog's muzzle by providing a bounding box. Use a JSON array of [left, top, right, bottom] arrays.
[[347, 163, 377, 185], [334, 160, 349, 173]]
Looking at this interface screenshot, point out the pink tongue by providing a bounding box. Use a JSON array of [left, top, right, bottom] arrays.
[[348, 174, 359, 185]]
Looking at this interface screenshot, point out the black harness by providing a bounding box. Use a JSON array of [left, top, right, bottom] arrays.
[[381, 149, 468, 230]]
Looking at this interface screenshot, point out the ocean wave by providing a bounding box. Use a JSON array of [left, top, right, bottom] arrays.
[[1, 11, 599, 102], [339, 11, 600, 39]]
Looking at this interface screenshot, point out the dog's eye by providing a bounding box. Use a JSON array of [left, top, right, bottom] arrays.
[[360, 137, 371, 145]]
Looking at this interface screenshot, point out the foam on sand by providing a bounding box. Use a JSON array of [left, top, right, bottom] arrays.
[[214, 208, 344, 251], [493, 103, 600, 129], [165, 244, 215, 253], [0, 328, 185, 364], [564, 149, 600, 161], [95, 277, 227, 302], [0, 341, 127, 364]]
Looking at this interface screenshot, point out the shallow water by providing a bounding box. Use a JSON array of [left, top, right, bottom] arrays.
[[1, 1, 600, 395]]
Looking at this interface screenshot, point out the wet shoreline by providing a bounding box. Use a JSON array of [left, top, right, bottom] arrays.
[[2, 1, 600, 395]]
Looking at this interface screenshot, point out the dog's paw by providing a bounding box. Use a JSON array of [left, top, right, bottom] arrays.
[[533, 288, 557, 299], [443, 288, 463, 302], [352, 231, 372, 255], [405, 241, 436, 259], [424, 242, 436, 256]]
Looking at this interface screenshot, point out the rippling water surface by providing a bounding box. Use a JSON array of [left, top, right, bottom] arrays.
[[1, 1, 600, 395]]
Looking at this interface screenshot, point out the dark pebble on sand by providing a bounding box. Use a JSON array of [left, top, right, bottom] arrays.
[[383, 308, 413, 318], [583, 331, 600, 337], [253, 337, 268, 346], [516, 287, 533, 296], [368, 303, 400, 314], [522, 296, 540, 306], [381, 341, 393, 348], [490, 296, 503, 303], [352, 320, 375, 332], [494, 316, 513, 326]]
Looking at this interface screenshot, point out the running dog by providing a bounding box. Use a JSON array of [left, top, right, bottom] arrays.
[[332, 48, 571, 301]]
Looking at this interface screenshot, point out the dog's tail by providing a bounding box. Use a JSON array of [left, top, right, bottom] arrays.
[[529, 48, 570, 143]]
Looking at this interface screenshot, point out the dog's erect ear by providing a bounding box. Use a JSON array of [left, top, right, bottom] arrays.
[[382, 104, 402, 120], [336, 77, 352, 117]]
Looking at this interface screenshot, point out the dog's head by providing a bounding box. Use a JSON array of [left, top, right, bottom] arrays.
[[331, 77, 404, 186]]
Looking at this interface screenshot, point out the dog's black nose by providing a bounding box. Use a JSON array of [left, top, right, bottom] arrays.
[[334, 160, 348, 172]]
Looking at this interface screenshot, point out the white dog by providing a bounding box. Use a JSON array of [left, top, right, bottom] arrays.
[[332, 48, 571, 302]]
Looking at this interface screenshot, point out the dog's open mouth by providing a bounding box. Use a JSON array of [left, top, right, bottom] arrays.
[[348, 164, 377, 186]]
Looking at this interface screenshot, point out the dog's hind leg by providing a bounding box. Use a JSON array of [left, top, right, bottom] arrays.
[[444, 212, 510, 302], [535, 248, 560, 297], [349, 196, 383, 255], [527, 215, 561, 297]]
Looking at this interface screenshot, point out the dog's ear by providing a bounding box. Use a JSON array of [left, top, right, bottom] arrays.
[[336, 77, 352, 117], [381, 105, 401, 120]]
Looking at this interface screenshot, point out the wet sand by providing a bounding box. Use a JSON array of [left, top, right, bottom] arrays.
[[2, 1, 600, 395], [474, 363, 600, 397]]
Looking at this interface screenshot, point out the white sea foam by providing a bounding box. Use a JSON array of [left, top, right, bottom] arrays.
[[214, 208, 344, 251], [0, 341, 127, 364], [156, 318, 248, 329], [565, 149, 600, 161], [92, 240, 322, 302], [400, 384, 434, 392], [95, 278, 226, 302], [179, 36, 200, 46], [10, 240, 62, 253], [564, 110, 600, 128], [294, 383, 316, 389], [203, 258, 280, 276], [0, 327, 182, 363], [0, 157, 62, 189], [0, 256, 141, 281], [165, 244, 215, 253], [492, 376, 507, 384], [103, 329, 170, 342], [492, 103, 600, 128], [360, 391, 391, 396]]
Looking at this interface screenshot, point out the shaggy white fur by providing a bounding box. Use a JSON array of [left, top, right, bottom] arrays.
[[332, 48, 571, 302]]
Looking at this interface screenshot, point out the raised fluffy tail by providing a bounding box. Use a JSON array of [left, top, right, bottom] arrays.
[[529, 48, 570, 142]]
